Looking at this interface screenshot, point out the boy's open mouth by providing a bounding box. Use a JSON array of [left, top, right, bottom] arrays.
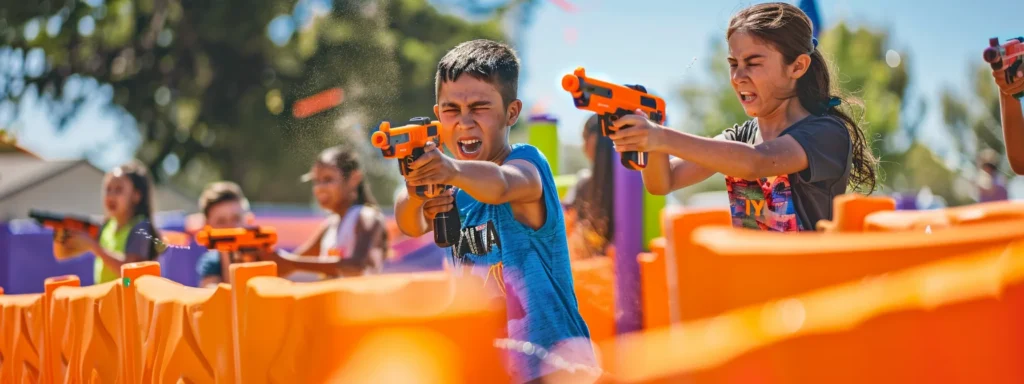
[[458, 138, 482, 157]]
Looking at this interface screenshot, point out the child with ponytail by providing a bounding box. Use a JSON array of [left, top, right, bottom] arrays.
[[267, 146, 390, 278], [608, 2, 877, 231]]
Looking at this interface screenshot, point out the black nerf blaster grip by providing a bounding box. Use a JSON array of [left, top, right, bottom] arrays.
[[985, 37, 1024, 99], [432, 194, 461, 248], [600, 107, 650, 170]]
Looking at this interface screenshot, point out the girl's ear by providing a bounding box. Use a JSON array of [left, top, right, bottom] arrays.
[[245, 212, 256, 225], [790, 53, 812, 79], [131, 189, 141, 205]]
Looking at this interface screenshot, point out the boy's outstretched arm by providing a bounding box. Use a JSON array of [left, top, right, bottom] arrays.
[[406, 142, 543, 206]]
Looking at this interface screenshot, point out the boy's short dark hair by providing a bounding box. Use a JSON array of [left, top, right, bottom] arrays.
[[198, 181, 250, 217], [435, 39, 520, 108]]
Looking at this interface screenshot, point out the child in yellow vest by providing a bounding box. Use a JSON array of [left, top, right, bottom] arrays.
[[65, 160, 162, 284]]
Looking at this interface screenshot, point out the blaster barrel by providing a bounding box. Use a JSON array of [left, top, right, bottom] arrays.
[[195, 226, 277, 253], [28, 209, 101, 238]]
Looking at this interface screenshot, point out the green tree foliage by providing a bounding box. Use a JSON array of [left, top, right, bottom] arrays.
[[0, 0, 519, 206], [674, 22, 965, 202]]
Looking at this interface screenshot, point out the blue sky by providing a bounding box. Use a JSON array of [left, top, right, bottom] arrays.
[[6, 0, 1021, 176]]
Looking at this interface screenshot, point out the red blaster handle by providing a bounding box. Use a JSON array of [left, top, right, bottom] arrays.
[[561, 67, 666, 170]]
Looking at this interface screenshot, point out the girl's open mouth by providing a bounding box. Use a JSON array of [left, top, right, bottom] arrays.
[[739, 91, 758, 104]]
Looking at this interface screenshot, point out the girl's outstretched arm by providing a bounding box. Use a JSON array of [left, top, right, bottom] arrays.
[[641, 152, 716, 196]]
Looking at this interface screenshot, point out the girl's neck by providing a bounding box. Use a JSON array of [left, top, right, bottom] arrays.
[[111, 213, 133, 229], [332, 201, 353, 217], [756, 97, 810, 140]]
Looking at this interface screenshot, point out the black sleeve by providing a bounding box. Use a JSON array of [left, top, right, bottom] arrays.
[[785, 116, 851, 183]]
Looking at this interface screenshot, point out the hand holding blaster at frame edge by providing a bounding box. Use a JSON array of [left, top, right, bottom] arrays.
[[984, 37, 1024, 99]]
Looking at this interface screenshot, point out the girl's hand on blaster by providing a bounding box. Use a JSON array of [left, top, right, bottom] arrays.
[[406, 141, 460, 187], [608, 108, 666, 153], [993, 64, 1024, 97], [421, 188, 456, 220]]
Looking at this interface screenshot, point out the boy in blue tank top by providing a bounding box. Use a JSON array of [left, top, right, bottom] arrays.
[[394, 39, 598, 383]]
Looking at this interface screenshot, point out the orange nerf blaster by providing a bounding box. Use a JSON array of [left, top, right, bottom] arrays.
[[985, 37, 1024, 99], [195, 225, 277, 263], [29, 209, 101, 240], [371, 117, 462, 248], [561, 67, 667, 170]]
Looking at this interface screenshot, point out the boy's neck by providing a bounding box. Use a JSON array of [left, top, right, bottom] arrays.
[[485, 144, 513, 164], [756, 98, 810, 140]]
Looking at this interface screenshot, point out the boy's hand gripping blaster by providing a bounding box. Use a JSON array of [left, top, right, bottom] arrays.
[[195, 225, 277, 263], [984, 37, 1024, 98], [29, 209, 101, 240], [561, 67, 667, 170], [371, 117, 462, 248]]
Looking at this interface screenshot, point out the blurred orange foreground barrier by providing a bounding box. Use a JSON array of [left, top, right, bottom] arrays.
[[864, 200, 1024, 232], [234, 264, 509, 383], [673, 220, 1024, 322], [572, 257, 616, 342], [816, 193, 896, 232], [600, 238, 1024, 383]]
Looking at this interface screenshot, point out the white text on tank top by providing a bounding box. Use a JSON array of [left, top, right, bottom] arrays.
[[319, 205, 363, 259]]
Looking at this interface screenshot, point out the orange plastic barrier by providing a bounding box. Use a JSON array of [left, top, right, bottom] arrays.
[[661, 208, 732, 324], [50, 280, 124, 381], [816, 193, 896, 232], [232, 264, 510, 383], [864, 200, 1024, 232], [675, 221, 1024, 322], [638, 241, 668, 330], [573, 257, 616, 342], [0, 275, 79, 383], [599, 239, 1024, 383]]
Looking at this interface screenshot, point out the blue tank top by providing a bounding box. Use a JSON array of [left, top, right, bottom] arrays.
[[450, 144, 596, 382]]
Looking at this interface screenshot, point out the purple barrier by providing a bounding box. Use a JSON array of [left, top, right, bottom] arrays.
[[613, 152, 644, 334], [158, 240, 205, 288], [1, 223, 94, 294]]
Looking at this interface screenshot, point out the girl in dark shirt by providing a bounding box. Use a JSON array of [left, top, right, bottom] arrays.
[[606, 2, 877, 231]]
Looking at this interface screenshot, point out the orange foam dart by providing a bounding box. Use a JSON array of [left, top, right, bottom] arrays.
[[194, 225, 278, 263], [371, 117, 461, 248], [561, 67, 666, 170], [29, 209, 101, 239], [293, 87, 344, 119]]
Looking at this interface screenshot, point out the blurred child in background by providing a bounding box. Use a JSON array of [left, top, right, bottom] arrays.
[[194, 181, 257, 287], [976, 148, 1009, 202], [66, 160, 163, 284], [563, 114, 615, 259], [265, 146, 390, 279]]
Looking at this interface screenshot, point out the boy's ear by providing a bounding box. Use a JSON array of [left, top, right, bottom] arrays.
[[505, 99, 523, 127], [433, 104, 440, 119], [791, 53, 812, 79], [244, 212, 256, 225]]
